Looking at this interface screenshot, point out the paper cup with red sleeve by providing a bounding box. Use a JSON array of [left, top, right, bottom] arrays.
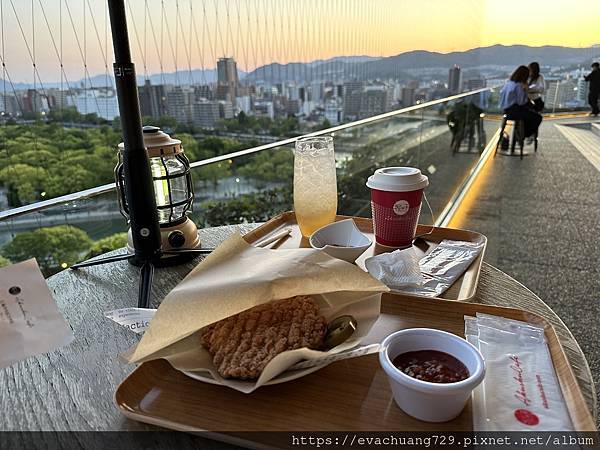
[[366, 167, 429, 248]]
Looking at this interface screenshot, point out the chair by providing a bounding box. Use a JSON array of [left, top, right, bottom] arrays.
[[495, 114, 538, 160]]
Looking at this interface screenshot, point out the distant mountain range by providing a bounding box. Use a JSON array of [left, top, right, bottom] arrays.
[[246, 45, 600, 82], [361, 44, 599, 74], [4, 45, 599, 89]]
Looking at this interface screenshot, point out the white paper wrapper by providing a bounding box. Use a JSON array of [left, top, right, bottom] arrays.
[[123, 232, 389, 393], [104, 308, 157, 334]]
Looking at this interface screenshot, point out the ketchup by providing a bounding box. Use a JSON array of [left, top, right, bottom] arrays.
[[392, 350, 469, 383]]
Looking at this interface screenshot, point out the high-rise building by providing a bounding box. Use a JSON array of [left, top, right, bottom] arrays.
[[253, 100, 274, 119], [139, 80, 168, 119], [298, 86, 306, 102], [194, 84, 212, 101], [448, 65, 462, 94], [342, 81, 364, 120], [218, 101, 234, 119], [401, 87, 415, 107], [192, 101, 220, 129], [217, 57, 239, 102], [466, 78, 486, 91], [0, 93, 20, 116], [310, 82, 323, 102], [359, 85, 391, 118], [289, 86, 300, 101], [236, 96, 252, 114], [215, 85, 231, 102], [285, 99, 301, 115], [23, 89, 49, 114], [166, 86, 193, 124], [324, 99, 343, 125], [47, 88, 70, 110], [343, 81, 364, 97]]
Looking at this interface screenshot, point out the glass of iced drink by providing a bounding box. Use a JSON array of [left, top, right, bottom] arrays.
[[293, 136, 338, 237]]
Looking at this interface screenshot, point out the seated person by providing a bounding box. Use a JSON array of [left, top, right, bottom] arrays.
[[499, 65, 542, 141], [528, 62, 545, 112]]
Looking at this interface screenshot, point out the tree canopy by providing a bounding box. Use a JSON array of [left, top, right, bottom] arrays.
[[0, 123, 121, 205], [87, 232, 128, 258], [1, 225, 92, 275]]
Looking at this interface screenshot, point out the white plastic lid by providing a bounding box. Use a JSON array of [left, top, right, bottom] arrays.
[[366, 167, 429, 192], [118, 126, 182, 157]]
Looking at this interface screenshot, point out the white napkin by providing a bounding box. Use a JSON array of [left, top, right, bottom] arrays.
[[0, 259, 74, 368], [364, 247, 424, 291]]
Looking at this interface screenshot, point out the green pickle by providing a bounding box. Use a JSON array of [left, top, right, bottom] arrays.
[[323, 315, 357, 349]]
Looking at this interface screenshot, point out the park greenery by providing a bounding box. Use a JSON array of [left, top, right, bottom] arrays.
[[196, 187, 293, 228], [1, 225, 92, 275], [217, 111, 301, 137], [0, 228, 129, 276], [0, 115, 296, 206], [87, 232, 128, 258], [0, 107, 363, 276], [0, 123, 121, 204]]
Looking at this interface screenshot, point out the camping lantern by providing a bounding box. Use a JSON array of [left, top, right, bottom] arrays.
[[115, 126, 200, 258]]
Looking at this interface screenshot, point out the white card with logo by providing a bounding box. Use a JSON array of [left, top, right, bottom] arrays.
[[104, 307, 157, 334], [0, 259, 74, 368]]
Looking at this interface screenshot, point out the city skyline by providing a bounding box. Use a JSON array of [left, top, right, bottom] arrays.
[[1, 0, 599, 82]]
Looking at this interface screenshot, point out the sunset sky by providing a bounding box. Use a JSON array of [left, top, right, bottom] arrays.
[[2, 0, 599, 82]]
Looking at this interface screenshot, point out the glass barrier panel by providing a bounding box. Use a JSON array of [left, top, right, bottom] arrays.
[[187, 91, 496, 231], [189, 145, 294, 228], [0, 190, 126, 277], [0, 90, 504, 277]]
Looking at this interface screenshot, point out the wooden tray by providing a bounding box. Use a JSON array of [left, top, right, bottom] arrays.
[[115, 295, 596, 442], [243, 212, 487, 301]]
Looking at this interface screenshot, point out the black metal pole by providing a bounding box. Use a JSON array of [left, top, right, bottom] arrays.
[[107, 0, 161, 262]]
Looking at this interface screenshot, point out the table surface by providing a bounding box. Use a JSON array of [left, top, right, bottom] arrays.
[[1, 224, 596, 431]]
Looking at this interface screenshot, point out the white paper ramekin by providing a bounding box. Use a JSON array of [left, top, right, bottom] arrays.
[[379, 328, 485, 422]]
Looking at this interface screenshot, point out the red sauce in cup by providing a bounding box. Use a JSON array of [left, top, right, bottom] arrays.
[[392, 350, 469, 383]]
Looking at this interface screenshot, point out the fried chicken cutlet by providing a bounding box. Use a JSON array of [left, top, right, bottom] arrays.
[[199, 295, 327, 380]]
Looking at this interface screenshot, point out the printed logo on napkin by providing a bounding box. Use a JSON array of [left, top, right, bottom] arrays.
[[0, 259, 74, 368], [104, 308, 157, 334]]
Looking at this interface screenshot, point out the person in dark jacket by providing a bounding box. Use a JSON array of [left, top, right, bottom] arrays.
[[585, 62, 600, 116]]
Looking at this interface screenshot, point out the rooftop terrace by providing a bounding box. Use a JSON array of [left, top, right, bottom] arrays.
[[449, 115, 600, 417]]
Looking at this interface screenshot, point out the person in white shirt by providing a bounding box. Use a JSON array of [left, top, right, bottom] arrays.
[[528, 62, 545, 112]]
